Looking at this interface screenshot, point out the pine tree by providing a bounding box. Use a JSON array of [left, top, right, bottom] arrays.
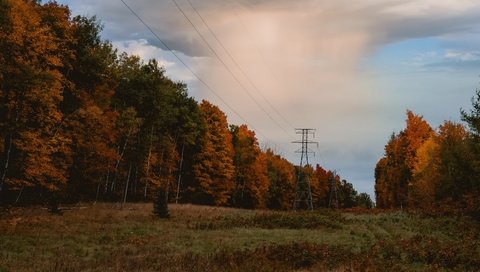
[[153, 187, 169, 218]]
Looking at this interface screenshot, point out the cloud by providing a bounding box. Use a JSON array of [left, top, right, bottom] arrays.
[[404, 49, 480, 71], [112, 39, 206, 84], [445, 49, 480, 61], [113, 39, 176, 68], [62, 0, 480, 56]]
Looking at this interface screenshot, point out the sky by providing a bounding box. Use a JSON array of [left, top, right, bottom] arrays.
[[58, 0, 480, 198]]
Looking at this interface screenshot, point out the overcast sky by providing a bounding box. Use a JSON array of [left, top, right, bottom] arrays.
[[58, 0, 480, 198]]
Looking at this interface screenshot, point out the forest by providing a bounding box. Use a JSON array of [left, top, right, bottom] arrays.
[[0, 0, 373, 212]]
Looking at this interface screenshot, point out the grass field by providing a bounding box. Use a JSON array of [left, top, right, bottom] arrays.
[[0, 203, 478, 271]]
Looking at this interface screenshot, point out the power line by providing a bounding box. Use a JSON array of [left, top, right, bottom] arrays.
[[185, 0, 296, 130], [171, 0, 295, 141], [119, 0, 294, 156]]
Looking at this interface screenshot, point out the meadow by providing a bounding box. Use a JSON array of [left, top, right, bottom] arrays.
[[0, 203, 478, 271]]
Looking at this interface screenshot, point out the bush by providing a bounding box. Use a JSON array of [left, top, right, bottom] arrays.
[[153, 188, 169, 218]]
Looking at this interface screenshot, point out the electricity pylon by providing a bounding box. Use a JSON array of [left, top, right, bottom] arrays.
[[328, 170, 339, 209], [292, 128, 318, 210]]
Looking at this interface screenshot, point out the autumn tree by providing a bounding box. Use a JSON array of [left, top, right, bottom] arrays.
[[312, 164, 330, 207], [190, 100, 234, 206], [410, 136, 440, 207], [402, 110, 433, 206], [230, 125, 269, 209], [0, 0, 73, 211], [265, 149, 296, 210], [408, 121, 473, 210], [374, 111, 432, 208]]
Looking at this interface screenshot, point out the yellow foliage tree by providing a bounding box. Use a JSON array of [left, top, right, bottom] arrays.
[[411, 136, 440, 207]]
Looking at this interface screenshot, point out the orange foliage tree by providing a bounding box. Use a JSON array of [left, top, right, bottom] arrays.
[[0, 0, 72, 209], [313, 164, 330, 207], [375, 110, 432, 208], [191, 100, 235, 206], [230, 124, 269, 209], [265, 149, 296, 210]]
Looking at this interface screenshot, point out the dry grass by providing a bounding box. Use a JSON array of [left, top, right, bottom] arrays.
[[0, 203, 478, 271]]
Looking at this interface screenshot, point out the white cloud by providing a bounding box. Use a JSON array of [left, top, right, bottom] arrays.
[[444, 50, 480, 61], [380, 0, 478, 17], [112, 39, 207, 84], [113, 39, 176, 68]]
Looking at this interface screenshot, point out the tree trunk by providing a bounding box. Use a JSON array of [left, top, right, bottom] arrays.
[[133, 165, 138, 198], [95, 183, 101, 204], [166, 133, 179, 195], [14, 185, 24, 205], [122, 163, 132, 207], [104, 170, 110, 194], [144, 125, 154, 199], [175, 143, 185, 204], [0, 133, 13, 193], [49, 192, 62, 215], [111, 129, 131, 193]]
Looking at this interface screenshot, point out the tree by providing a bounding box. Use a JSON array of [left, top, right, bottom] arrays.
[[61, 15, 119, 201], [374, 111, 432, 208], [338, 179, 358, 208], [230, 125, 269, 209], [461, 89, 480, 137], [265, 149, 296, 210], [460, 90, 480, 210], [313, 164, 330, 207], [402, 110, 433, 206], [435, 121, 471, 200], [374, 157, 388, 208], [115, 55, 203, 203], [191, 100, 235, 205], [0, 0, 72, 211], [356, 193, 374, 209], [153, 187, 169, 218], [411, 136, 440, 207]]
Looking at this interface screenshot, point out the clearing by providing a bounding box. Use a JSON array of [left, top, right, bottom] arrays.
[[0, 203, 478, 271]]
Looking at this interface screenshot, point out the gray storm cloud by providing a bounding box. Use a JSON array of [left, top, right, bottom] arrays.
[[68, 0, 480, 56]]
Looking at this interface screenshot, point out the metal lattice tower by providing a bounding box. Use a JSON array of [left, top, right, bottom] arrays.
[[328, 170, 339, 209], [292, 128, 318, 210]]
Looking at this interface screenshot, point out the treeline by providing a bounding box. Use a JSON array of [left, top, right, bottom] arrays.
[[375, 105, 480, 216], [0, 0, 372, 211]]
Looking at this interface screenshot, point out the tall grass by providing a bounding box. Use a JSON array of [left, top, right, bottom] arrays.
[[0, 203, 478, 271]]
